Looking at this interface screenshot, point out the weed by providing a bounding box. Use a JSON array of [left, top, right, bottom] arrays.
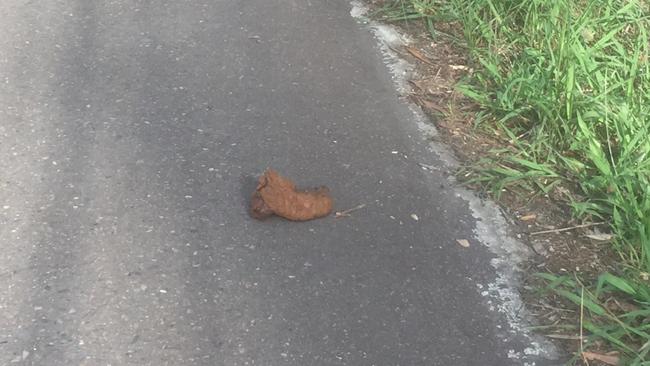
[[375, 0, 650, 362]]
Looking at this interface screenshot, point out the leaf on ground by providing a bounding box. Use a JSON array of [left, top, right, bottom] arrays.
[[582, 351, 619, 365], [408, 79, 427, 91], [520, 214, 537, 221], [456, 239, 470, 248], [405, 46, 434, 65], [413, 96, 446, 114]]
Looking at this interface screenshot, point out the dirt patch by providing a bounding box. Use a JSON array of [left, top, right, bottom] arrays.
[[363, 1, 621, 361]]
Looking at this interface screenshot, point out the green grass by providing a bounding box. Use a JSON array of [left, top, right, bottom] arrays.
[[536, 272, 650, 364], [374, 0, 650, 363]]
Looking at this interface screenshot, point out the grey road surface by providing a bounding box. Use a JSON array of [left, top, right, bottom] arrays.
[[0, 1, 558, 365]]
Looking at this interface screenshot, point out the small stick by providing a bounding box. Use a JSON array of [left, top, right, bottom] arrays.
[[529, 222, 605, 236], [335, 204, 366, 218], [405, 46, 434, 65], [580, 287, 588, 366], [545, 334, 582, 340]]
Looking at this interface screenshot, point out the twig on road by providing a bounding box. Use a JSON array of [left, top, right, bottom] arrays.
[[335, 204, 366, 218]]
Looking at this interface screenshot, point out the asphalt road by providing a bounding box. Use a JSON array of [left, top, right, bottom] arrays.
[[0, 1, 558, 365]]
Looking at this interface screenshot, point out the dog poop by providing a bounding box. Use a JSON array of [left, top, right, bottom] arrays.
[[250, 169, 333, 221]]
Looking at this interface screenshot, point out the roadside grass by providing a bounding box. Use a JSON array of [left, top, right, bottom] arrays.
[[373, 0, 650, 363]]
